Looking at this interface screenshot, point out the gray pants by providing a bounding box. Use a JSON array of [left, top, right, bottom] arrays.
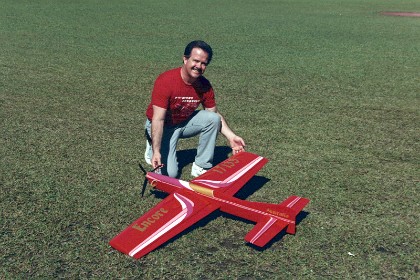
[[145, 110, 221, 177]]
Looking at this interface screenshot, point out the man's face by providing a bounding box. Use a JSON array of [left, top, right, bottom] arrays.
[[182, 48, 209, 80]]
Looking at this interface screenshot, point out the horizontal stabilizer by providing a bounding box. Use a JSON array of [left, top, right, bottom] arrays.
[[279, 196, 310, 215], [244, 217, 289, 247]]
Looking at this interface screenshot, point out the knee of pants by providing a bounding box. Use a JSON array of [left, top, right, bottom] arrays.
[[166, 165, 179, 178], [203, 111, 221, 129]]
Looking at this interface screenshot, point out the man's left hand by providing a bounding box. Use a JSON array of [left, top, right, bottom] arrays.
[[230, 135, 246, 155]]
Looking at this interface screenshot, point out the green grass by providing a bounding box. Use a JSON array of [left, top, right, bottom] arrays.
[[1, 0, 419, 278]]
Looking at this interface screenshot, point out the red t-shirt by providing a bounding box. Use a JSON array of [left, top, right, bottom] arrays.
[[145, 67, 216, 126]]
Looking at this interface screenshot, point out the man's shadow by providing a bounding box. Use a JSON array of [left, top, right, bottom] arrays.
[[177, 145, 232, 175]]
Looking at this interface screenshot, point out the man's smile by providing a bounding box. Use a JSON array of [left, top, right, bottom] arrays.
[[192, 67, 202, 74]]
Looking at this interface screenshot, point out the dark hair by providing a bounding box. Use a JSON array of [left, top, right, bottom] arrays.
[[184, 40, 213, 64]]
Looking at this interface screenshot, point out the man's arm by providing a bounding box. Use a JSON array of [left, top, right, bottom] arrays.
[[205, 106, 246, 155], [151, 105, 167, 168]]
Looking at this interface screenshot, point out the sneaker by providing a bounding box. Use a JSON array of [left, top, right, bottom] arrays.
[[191, 162, 209, 177], [144, 140, 152, 165]]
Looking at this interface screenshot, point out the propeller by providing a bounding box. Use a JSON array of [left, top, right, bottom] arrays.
[[138, 163, 163, 197], [138, 163, 148, 197]]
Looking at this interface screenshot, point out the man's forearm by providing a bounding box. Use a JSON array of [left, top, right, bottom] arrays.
[[219, 113, 237, 141], [217, 112, 246, 154], [151, 120, 164, 154]]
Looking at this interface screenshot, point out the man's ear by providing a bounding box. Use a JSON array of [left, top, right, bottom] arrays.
[[182, 55, 189, 64]]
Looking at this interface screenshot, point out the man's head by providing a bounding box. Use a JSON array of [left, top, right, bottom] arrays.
[[184, 40, 213, 65], [181, 40, 213, 83]]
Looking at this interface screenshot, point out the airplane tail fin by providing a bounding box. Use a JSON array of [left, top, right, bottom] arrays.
[[278, 195, 310, 234], [244, 196, 309, 247]]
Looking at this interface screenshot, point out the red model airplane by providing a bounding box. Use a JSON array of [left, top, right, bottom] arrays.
[[110, 152, 309, 259]]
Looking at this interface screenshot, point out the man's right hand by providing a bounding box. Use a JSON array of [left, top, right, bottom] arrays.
[[151, 152, 162, 170]]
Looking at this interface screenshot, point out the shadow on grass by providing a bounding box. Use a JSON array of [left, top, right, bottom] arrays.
[[234, 175, 270, 199], [177, 146, 232, 175]]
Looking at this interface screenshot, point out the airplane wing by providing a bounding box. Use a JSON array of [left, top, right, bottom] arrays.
[[110, 190, 220, 259], [191, 151, 268, 196]]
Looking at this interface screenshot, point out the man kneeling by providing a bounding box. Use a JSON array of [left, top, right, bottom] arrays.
[[144, 40, 245, 177]]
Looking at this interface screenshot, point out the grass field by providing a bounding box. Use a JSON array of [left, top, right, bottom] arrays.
[[1, 0, 419, 279]]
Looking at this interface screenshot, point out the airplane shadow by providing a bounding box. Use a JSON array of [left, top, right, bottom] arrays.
[[234, 175, 270, 200]]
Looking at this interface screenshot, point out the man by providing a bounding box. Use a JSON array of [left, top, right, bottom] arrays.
[[144, 40, 245, 177]]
